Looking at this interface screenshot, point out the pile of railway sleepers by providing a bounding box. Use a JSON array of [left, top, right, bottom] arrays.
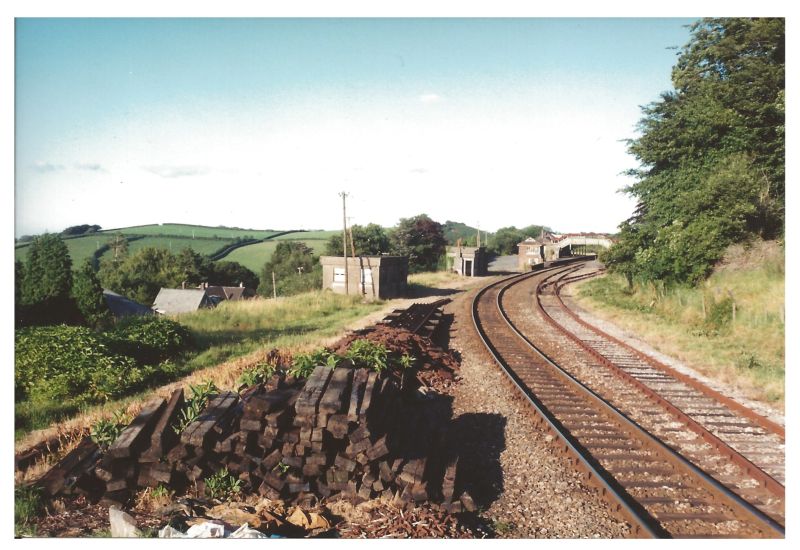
[[37, 364, 471, 514]]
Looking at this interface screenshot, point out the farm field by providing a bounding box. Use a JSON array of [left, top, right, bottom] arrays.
[[98, 235, 236, 260], [223, 237, 335, 274], [107, 223, 279, 240], [273, 229, 339, 240], [15, 234, 108, 265]]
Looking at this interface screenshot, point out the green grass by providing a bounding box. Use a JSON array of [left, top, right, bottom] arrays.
[[15, 234, 109, 265], [107, 223, 278, 240], [574, 245, 784, 406], [273, 230, 338, 240], [16, 290, 384, 441], [15, 485, 43, 537], [222, 238, 332, 274], [99, 235, 236, 260]]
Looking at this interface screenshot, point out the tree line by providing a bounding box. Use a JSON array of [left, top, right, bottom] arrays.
[[605, 18, 784, 286]]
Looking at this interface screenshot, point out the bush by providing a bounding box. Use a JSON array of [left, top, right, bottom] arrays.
[[15, 326, 141, 403], [107, 316, 194, 364]]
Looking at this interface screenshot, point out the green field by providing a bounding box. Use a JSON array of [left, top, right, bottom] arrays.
[[273, 230, 339, 240], [108, 223, 279, 240], [103, 236, 236, 259], [15, 234, 107, 265], [15, 226, 339, 270], [224, 238, 332, 274]]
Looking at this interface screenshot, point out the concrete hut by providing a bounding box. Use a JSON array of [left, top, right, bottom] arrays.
[[319, 255, 408, 300], [447, 245, 488, 277]]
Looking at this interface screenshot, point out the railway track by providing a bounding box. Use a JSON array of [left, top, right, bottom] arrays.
[[472, 263, 784, 538]]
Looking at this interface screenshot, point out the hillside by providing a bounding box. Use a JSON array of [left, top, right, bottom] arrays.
[[442, 220, 487, 246]]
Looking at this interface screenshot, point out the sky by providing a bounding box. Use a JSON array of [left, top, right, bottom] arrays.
[[14, 17, 697, 236]]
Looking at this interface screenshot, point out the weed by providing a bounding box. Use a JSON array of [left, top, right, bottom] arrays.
[[173, 380, 218, 435], [289, 348, 341, 378], [345, 339, 389, 372], [491, 519, 516, 536], [273, 461, 290, 474], [397, 352, 415, 369], [204, 468, 242, 501], [15, 484, 43, 535], [237, 362, 277, 388], [90, 409, 130, 447]]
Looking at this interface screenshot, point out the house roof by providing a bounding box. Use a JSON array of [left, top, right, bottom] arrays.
[[103, 289, 153, 319], [152, 288, 211, 315]]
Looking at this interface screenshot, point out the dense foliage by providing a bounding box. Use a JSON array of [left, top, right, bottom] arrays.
[[16, 234, 83, 326], [71, 259, 113, 328], [323, 223, 391, 256], [607, 18, 784, 286], [391, 214, 447, 273], [258, 241, 322, 297], [61, 224, 102, 236], [15, 317, 193, 406], [99, 245, 259, 305], [487, 225, 551, 255]]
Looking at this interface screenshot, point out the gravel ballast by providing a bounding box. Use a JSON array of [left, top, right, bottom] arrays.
[[441, 279, 631, 538]]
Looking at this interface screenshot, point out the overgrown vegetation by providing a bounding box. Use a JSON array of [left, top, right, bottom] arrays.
[[577, 241, 784, 404], [606, 18, 784, 286], [90, 409, 131, 447], [203, 467, 242, 501], [257, 241, 322, 297], [15, 317, 194, 435], [173, 381, 219, 435], [15, 484, 43, 537]]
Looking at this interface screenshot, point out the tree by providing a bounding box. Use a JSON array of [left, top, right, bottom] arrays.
[[18, 234, 81, 325], [20, 234, 73, 305], [99, 247, 184, 305], [390, 214, 447, 273], [607, 18, 784, 286], [323, 224, 391, 257], [206, 261, 260, 290], [258, 241, 321, 297], [61, 224, 101, 236], [72, 259, 113, 328]]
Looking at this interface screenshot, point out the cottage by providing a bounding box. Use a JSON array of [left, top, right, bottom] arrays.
[[319, 255, 408, 300], [199, 283, 256, 303], [152, 288, 215, 315], [517, 233, 561, 271], [446, 246, 488, 277], [102, 289, 154, 320]]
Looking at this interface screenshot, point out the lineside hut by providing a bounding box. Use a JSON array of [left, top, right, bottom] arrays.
[[319, 255, 408, 300], [446, 246, 488, 277]]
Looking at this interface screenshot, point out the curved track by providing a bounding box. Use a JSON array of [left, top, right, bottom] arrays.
[[472, 263, 784, 538]]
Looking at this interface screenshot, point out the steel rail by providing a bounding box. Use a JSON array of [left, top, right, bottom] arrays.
[[471, 267, 662, 538], [472, 263, 784, 538], [546, 269, 785, 500]]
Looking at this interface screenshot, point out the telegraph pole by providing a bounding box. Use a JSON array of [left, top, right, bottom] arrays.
[[339, 192, 349, 295]]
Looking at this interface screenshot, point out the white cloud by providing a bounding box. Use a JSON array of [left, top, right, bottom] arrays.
[[143, 165, 211, 178], [418, 93, 443, 104], [31, 161, 65, 173]]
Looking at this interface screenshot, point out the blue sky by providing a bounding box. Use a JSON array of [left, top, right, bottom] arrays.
[[15, 18, 696, 236]]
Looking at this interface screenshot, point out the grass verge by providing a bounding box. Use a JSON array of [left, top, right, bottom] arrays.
[[572, 243, 784, 407]]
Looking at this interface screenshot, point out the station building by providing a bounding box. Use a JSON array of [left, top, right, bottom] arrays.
[[446, 245, 488, 277], [319, 255, 408, 300]]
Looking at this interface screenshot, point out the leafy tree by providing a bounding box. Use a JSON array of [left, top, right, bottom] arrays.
[[15, 260, 23, 305], [390, 214, 447, 273], [72, 259, 113, 328], [323, 224, 391, 256], [258, 241, 321, 297], [18, 234, 81, 326], [607, 18, 784, 286], [61, 224, 101, 236], [487, 224, 550, 255], [99, 247, 184, 305], [206, 261, 259, 290], [20, 234, 73, 305]]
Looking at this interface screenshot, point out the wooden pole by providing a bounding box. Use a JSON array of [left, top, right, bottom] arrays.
[[272, 271, 277, 299], [339, 192, 349, 295]]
